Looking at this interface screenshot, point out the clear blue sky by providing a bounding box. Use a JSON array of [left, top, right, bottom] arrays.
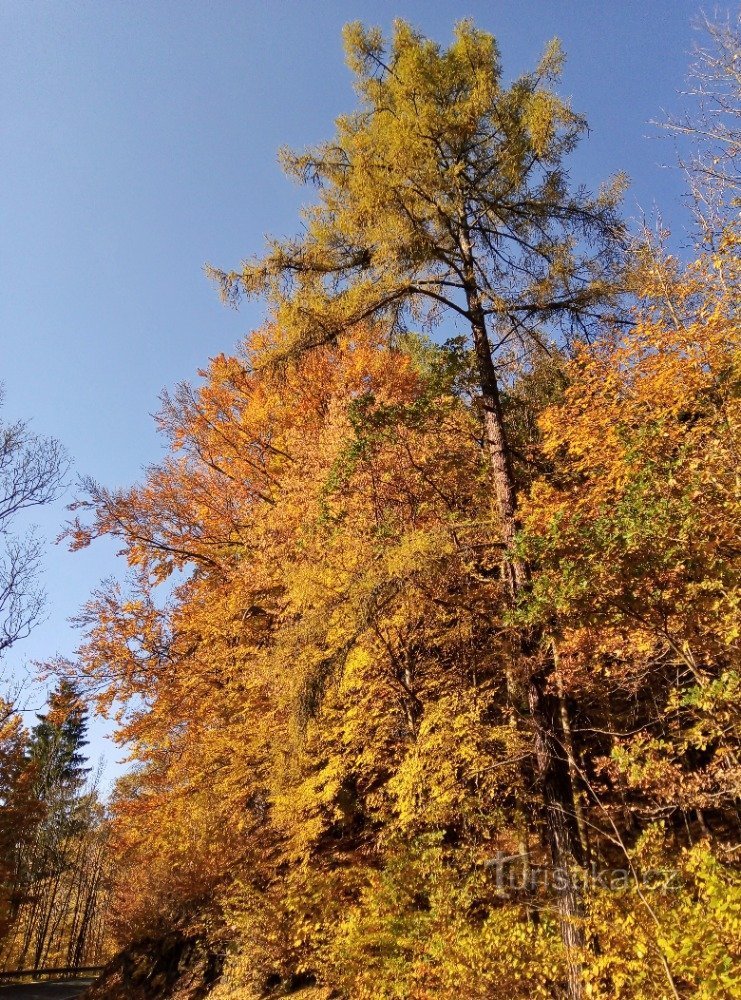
[[1, 0, 705, 787]]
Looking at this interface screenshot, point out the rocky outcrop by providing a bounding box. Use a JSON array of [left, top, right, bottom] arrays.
[[82, 930, 223, 1000]]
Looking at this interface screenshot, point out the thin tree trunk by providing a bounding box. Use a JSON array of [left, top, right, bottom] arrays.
[[528, 670, 586, 999], [460, 222, 586, 998], [65, 843, 88, 967], [72, 842, 104, 968], [554, 645, 590, 862]]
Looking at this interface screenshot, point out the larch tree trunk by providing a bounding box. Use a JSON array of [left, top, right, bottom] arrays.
[[461, 223, 586, 999]]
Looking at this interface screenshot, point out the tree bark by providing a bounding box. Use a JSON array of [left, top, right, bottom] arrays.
[[460, 221, 585, 999]]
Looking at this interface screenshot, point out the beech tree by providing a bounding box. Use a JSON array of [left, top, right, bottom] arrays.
[[67, 298, 739, 998], [208, 20, 629, 995]]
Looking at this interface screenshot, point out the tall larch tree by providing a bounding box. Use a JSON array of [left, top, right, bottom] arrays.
[[207, 20, 630, 995]]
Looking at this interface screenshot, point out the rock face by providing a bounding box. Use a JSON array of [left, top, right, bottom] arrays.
[[81, 931, 223, 1000]]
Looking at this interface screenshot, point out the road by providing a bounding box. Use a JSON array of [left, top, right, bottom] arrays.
[[0, 980, 94, 999]]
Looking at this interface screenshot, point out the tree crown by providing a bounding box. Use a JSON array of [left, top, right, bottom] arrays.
[[209, 19, 628, 358]]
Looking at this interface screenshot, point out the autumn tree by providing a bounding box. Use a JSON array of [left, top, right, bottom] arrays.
[[515, 222, 741, 999], [0, 702, 40, 941], [207, 20, 629, 993], [66, 295, 740, 998], [209, 23, 627, 563], [65, 327, 519, 970]]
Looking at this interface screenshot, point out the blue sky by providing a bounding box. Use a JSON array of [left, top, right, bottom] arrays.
[[1, 0, 705, 787]]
